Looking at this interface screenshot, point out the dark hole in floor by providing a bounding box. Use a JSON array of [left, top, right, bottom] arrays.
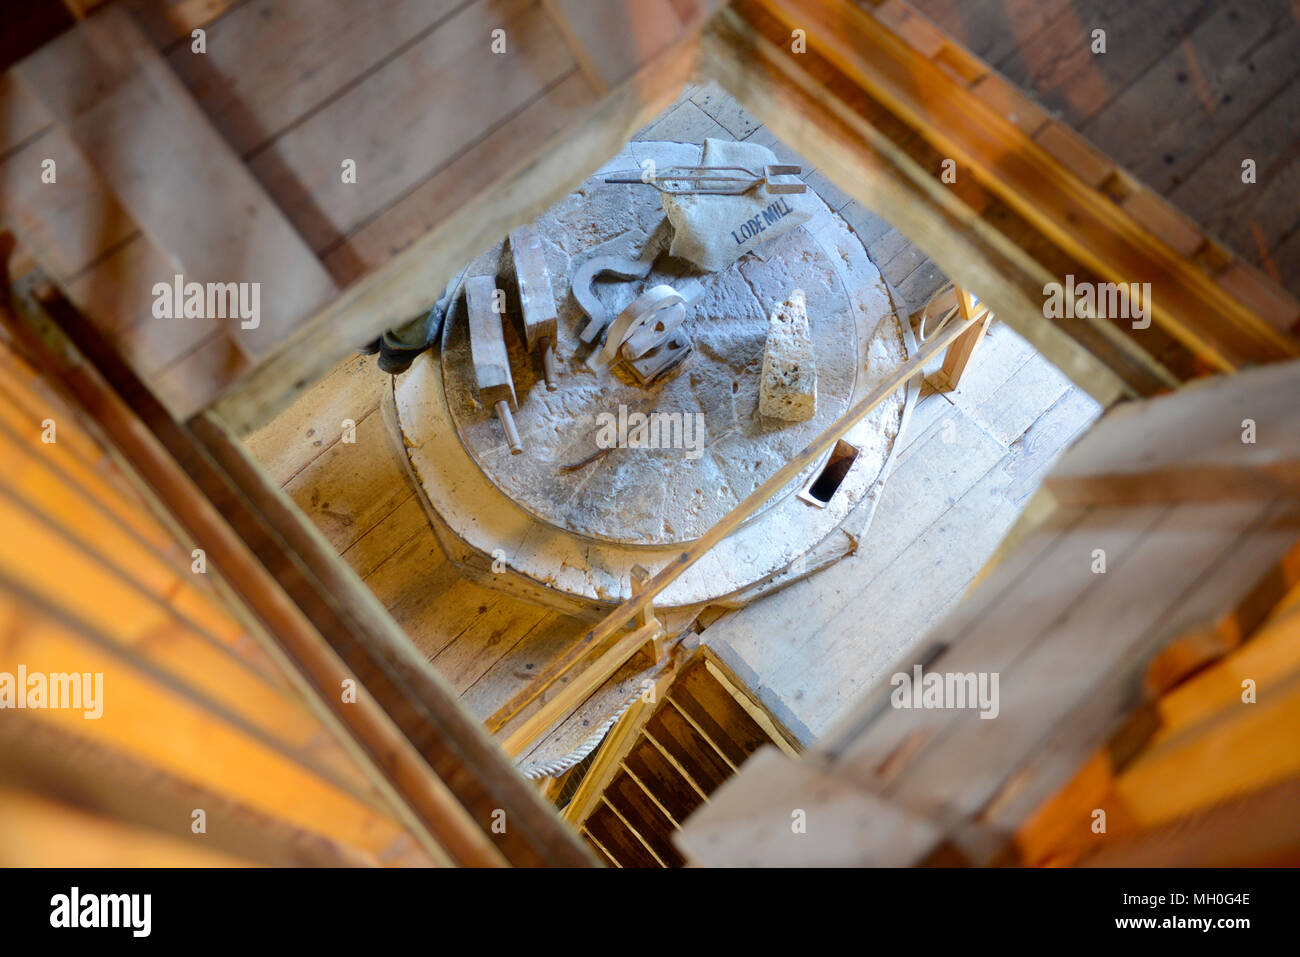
[[804, 439, 859, 505]]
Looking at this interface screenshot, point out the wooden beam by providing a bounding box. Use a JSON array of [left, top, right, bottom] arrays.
[[674, 746, 941, 866], [1080, 773, 1300, 868], [0, 786, 252, 868], [936, 287, 990, 390], [485, 311, 980, 738], [0, 587, 426, 863], [497, 620, 665, 758], [1046, 463, 1300, 506], [1045, 357, 1300, 505], [208, 26, 703, 435], [0, 712, 391, 866], [0, 277, 512, 868], [747, 0, 1300, 369], [1114, 666, 1300, 828]]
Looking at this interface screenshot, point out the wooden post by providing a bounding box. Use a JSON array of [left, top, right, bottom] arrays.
[[937, 287, 992, 391], [631, 563, 663, 662], [485, 311, 981, 737]]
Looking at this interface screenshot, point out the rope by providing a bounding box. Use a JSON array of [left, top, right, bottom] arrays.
[[516, 683, 644, 780]]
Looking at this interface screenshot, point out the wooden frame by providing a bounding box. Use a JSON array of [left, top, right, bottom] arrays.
[[7, 0, 1300, 865], [194, 0, 1300, 782], [200, 0, 1297, 437], [937, 288, 992, 391], [1, 275, 594, 867]]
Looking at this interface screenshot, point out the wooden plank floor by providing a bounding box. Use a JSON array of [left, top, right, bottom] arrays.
[[681, 62, 1101, 743], [911, 0, 1300, 299], [700, 318, 1101, 742]]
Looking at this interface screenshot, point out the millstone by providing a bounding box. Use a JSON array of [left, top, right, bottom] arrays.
[[440, 142, 866, 547]]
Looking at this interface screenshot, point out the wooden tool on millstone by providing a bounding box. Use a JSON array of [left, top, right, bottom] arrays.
[[507, 224, 559, 390], [465, 274, 523, 455]]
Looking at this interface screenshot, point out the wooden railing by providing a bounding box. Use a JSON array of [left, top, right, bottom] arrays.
[[485, 310, 982, 749]]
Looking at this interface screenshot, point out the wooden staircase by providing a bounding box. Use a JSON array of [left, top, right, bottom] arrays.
[[560, 650, 799, 867]]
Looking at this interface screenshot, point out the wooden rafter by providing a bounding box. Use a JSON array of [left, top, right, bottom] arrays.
[[677, 357, 1300, 866], [207, 21, 706, 436], [1, 273, 594, 868], [705, 0, 1300, 399]]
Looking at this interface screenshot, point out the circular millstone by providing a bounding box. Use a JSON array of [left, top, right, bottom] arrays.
[[441, 145, 863, 547]]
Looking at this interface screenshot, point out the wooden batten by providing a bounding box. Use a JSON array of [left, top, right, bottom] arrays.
[[208, 22, 705, 436], [677, 358, 1300, 866], [1, 277, 585, 867], [704, 0, 1300, 400]]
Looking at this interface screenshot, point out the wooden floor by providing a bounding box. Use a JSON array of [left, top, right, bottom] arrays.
[[913, 0, 1300, 299], [701, 315, 1100, 742]]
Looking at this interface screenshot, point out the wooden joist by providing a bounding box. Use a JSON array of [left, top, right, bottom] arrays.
[[0, 585, 427, 861], [15, 5, 338, 415], [209, 14, 706, 435], [2, 277, 558, 867], [1044, 358, 1300, 506], [1080, 774, 1300, 868], [677, 357, 1300, 866], [0, 786, 251, 868], [0, 712, 388, 866], [708, 0, 1300, 399], [1017, 605, 1300, 867]]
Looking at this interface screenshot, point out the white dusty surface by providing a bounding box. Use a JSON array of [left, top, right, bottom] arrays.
[[394, 142, 908, 609], [440, 141, 894, 546]]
